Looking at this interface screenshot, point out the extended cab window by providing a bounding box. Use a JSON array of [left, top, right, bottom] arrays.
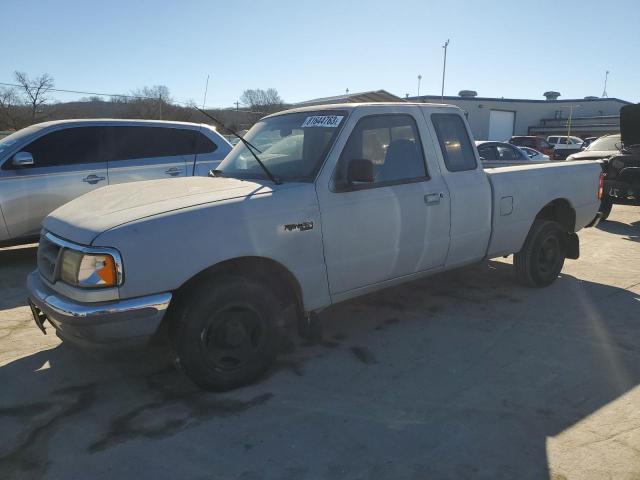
[[431, 113, 477, 172], [7, 126, 103, 169], [334, 114, 427, 188]]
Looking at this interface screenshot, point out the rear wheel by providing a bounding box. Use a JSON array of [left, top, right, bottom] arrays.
[[514, 220, 566, 287], [170, 276, 281, 391], [599, 198, 613, 221]]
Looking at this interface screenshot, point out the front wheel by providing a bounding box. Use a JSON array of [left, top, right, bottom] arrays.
[[514, 220, 566, 287], [170, 276, 281, 391]]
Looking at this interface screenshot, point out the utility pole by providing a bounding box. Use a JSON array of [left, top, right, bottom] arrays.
[[602, 70, 609, 98], [565, 104, 581, 138], [441, 39, 450, 103], [235, 101, 240, 129], [417, 74, 422, 97], [158, 94, 162, 119]]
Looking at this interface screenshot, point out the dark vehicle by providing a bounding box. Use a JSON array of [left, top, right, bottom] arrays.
[[599, 105, 640, 220], [566, 134, 621, 162], [509, 136, 554, 157]]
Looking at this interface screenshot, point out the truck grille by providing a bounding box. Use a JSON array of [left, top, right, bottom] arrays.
[[37, 233, 62, 283]]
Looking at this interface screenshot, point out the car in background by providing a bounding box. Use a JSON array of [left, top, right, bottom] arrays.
[[566, 134, 621, 162], [518, 146, 550, 161], [581, 137, 598, 149], [508, 136, 554, 157], [475, 140, 531, 166], [547, 135, 584, 160], [0, 119, 231, 246], [598, 106, 640, 220]]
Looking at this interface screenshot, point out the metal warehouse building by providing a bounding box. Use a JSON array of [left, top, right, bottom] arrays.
[[409, 92, 631, 141]]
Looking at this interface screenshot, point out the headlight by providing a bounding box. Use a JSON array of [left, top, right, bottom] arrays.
[[59, 249, 122, 288]]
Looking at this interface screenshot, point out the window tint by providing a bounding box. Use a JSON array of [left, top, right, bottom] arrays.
[[431, 113, 477, 172], [477, 145, 497, 160], [103, 126, 215, 162], [512, 137, 534, 148], [15, 126, 103, 169], [335, 114, 427, 188], [540, 139, 551, 149], [194, 132, 217, 154]]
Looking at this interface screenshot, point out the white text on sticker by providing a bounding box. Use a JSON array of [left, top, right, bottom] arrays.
[[301, 115, 344, 128]]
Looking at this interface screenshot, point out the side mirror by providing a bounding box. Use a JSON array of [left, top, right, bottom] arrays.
[[347, 158, 374, 184], [12, 151, 34, 167]]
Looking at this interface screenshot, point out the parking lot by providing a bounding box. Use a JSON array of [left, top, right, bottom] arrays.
[[0, 206, 637, 479]]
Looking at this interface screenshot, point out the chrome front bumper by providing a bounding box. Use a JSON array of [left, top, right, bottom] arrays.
[[27, 271, 172, 347]]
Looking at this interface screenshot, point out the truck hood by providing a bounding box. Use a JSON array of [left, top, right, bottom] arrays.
[[44, 177, 274, 245], [620, 104, 640, 147]]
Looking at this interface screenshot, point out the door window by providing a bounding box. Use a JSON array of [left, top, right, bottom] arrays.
[[477, 145, 497, 160], [335, 114, 427, 189], [6, 127, 103, 169], [431, 114, 477, 172]]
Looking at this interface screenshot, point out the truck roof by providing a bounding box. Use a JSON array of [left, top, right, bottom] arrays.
[[266, 102, 462, 118]]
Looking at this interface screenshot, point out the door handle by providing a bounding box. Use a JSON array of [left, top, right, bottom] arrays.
[[165, 167, 182, 176], [424, 193, 442, 206], [82, 174, 106, 185]]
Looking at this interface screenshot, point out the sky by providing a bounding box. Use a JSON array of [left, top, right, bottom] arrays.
[[2, 0, 639, 108]]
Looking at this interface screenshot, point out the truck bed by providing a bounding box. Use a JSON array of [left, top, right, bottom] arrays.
[[483, 160, 602, 258]]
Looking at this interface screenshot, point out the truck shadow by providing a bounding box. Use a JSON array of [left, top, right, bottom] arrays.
[[0, 260, 638, 479], [597, 217, 639, 243], [0, 245, 37, 310]]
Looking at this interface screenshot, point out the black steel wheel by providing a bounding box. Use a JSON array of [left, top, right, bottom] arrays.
[[171, 276, 281, 391], [514, 220, 566, 287]]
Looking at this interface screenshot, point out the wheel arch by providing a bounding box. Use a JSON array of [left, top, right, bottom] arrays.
[[533, 198, 576, 233], [159, 256, 304, 335]]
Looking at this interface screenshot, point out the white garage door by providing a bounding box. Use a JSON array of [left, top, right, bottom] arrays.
[[488, 110, 515, 141]]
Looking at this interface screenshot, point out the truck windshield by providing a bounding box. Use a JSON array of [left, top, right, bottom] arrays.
[[218, 110, 347, 182]]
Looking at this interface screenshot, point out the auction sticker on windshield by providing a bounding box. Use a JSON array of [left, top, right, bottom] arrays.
[[301, 115, 344, 128]]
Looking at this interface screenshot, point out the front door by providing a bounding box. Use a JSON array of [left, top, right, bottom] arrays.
[[318, 112, 450, 296], [0, 126, 107, 240]]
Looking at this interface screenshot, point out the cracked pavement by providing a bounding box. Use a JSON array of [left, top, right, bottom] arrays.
[[0, 206, 638, 480]]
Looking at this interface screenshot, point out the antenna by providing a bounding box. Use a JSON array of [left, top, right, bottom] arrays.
[[602, 70, 609, 98], [441, 39, 450, 103], [202, 74, 210, 109]]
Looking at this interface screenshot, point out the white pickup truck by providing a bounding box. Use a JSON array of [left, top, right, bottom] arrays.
[[27, 103, 602, 391]]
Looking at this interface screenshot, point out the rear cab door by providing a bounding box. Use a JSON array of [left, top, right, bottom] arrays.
[[0, 125, 108, 240], [427, 109, 492, 268], [105, 125, 190, 184]]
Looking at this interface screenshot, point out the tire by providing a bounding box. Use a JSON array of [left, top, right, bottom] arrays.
[[599, 198, 613, 221], [514, 220, 566, 288], [170, 275, 281, 391]]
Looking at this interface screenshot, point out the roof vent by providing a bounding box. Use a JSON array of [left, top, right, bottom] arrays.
[[543, 91, 561, 101], [584, 96, 598, 100], [459, 90, 477, 98]]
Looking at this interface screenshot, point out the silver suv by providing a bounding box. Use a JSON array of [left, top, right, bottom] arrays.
[[0, 119, 231, 246]]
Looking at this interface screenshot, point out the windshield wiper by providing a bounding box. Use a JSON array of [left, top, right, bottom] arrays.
[[193, 106, 282, 185]]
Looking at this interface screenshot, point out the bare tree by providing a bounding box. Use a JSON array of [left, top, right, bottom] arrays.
[[0, 87, 21, 130], [126, 85, 173, 119], [14, 71, 54, 121], [240, 88, 284, 115]]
